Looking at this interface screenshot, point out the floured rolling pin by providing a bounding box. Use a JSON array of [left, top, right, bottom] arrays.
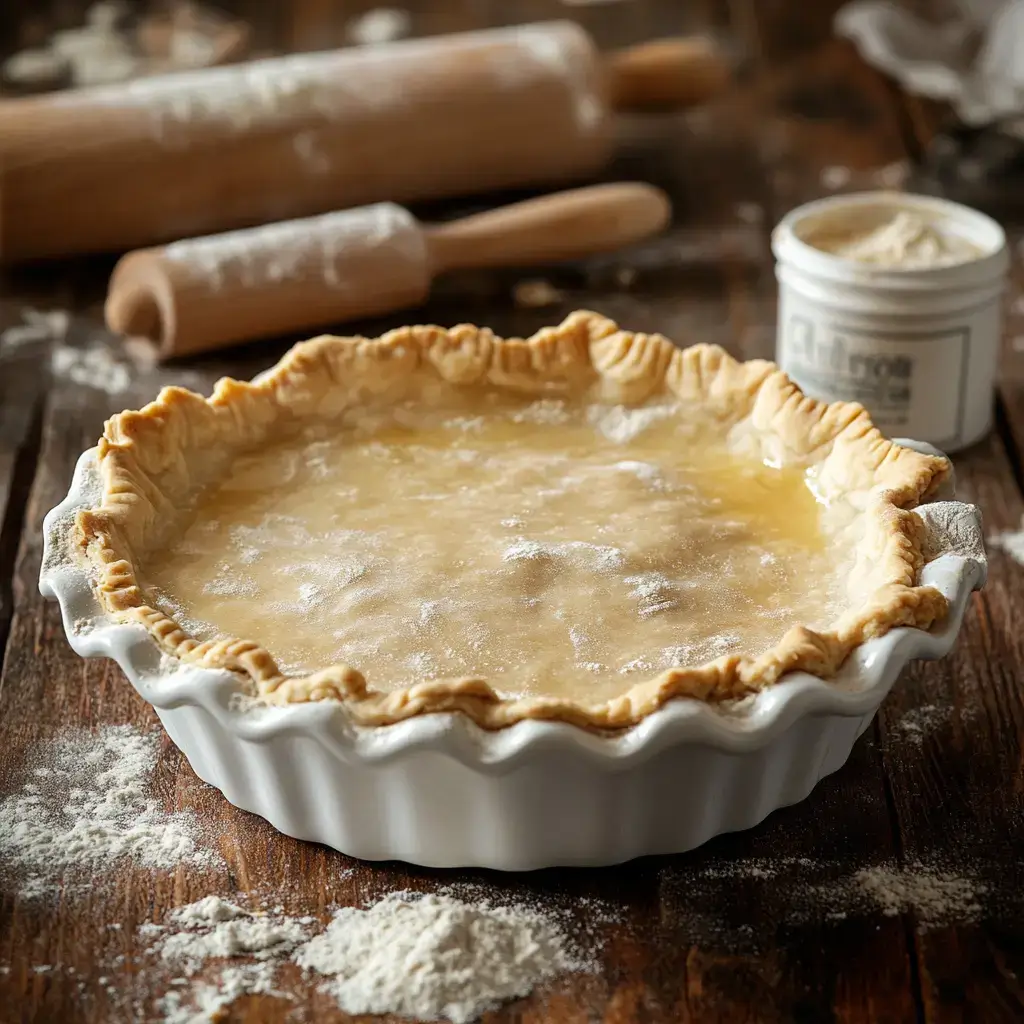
[[0, 21, 725, 262], [105, 182, 671, 358]]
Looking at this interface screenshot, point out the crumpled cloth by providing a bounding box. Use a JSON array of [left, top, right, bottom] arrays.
[[836, 0, 1024, 132]]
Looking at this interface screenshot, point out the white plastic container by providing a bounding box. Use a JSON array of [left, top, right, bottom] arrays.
[[772, 192, 1009, 452]]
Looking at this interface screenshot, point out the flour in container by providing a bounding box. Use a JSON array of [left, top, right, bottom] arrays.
[[808, 210, 981, 268]]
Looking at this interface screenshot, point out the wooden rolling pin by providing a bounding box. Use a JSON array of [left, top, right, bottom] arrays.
[[105, 182, 671, 358], [0, 22, 725, 263]]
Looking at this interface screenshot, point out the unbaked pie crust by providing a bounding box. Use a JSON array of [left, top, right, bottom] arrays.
[[75, 311, 949, 730]]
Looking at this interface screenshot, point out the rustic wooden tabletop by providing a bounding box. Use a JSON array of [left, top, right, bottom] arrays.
[[2, 1, 1023, 1022]]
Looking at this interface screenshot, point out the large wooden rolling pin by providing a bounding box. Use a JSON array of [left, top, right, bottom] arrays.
[[0, 22, 725, 263], [105, 182, 671, 359]]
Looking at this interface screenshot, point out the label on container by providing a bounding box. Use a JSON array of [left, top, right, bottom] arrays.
[[778, 311, 972, 448]]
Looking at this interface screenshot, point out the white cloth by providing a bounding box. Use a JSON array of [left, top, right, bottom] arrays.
[[836, 0, 1024, 130]]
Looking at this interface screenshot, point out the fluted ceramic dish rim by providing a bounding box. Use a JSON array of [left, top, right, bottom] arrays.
[[40, 439, 986, 774]]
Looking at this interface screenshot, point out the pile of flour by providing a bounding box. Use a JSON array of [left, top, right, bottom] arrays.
[[145, 890, 589, 1023], [296, 891, 586, 1023]]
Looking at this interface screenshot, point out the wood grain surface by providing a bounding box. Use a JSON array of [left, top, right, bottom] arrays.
[[2, 2, 1024, 1022]]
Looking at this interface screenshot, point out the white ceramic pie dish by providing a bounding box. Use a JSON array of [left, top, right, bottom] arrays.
[[40, 439, 985, 870]]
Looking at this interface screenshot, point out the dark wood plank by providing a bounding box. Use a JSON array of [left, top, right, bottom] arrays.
[[0, 268, 78, 661]]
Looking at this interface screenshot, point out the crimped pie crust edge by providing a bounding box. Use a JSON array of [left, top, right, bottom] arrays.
[[73, 311, 951, 730]]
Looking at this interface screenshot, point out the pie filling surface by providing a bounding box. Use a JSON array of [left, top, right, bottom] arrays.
[[141, 393, 846, 704], [74, 312, 950, 729]]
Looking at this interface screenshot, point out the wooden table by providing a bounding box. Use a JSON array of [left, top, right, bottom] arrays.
[[2, 2, 1023, 1021]]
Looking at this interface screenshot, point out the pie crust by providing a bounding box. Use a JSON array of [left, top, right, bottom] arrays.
[[74, 311, 950, 730]]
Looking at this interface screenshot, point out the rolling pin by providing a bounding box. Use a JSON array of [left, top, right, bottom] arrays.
[[105, 182, 671, 358], [0, 22, 725, 263]]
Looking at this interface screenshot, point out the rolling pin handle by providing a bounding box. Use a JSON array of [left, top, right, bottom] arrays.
[[606, 36, 731, 111], [424, 183, 671, 274]]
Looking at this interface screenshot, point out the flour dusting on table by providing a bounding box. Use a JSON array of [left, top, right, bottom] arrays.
[[988, 521, 1024, 565], [0, 724, 220, 899]]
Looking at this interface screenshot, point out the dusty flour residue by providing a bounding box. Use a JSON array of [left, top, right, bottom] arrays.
[[502, 538, 625, 572], [346, 7, 411, 46], [0, 309, 70, 352], [893, 704, 952, 746], [818, 161, 910, 193], [52, 345, 133, 394], [664, 856, 988, 939], [852, 865, 985, 924], [162, 204, 421, 292], [0, 725, 220, 899], [149, 896, 310, 1022], [988, 520, 1024, 565], [152, 897, 312, 975], [588, 403, 680, 443], [513, 278, 565, 308], [159, 964, 284, 1024]]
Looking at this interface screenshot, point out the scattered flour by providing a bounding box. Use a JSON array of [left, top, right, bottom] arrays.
[[667, 856, 987, 934], [158, 964, 282, 1024], [2, 1, 243, 90], [853, 864, 985, 925], [612, 460, 665, 488], [820, 165, 853, 190], [161, 204, 421, 291], [502, 538, 625, 571], [588, 403, 679, 443], [294, 891, 586, 1024], [513, 279, 565, 308], [988, 522, 1024, 565], [52, 345, 132, 394], [151, 898, 310, 976], [624, 572, 680, 618], [894, 704, 950, 746], [734, 201, 764, 225], [139, 896, 308, 1021], [2, 47, 69, 86], [0, 308, 70, 351], [0, 725, 220, 898], [872, 159, 911, 190], [346, 7, 412, 46], [509, 399, 572, 425]]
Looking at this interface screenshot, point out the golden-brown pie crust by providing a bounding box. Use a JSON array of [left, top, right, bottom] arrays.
[[74, 311, 950, 730]]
